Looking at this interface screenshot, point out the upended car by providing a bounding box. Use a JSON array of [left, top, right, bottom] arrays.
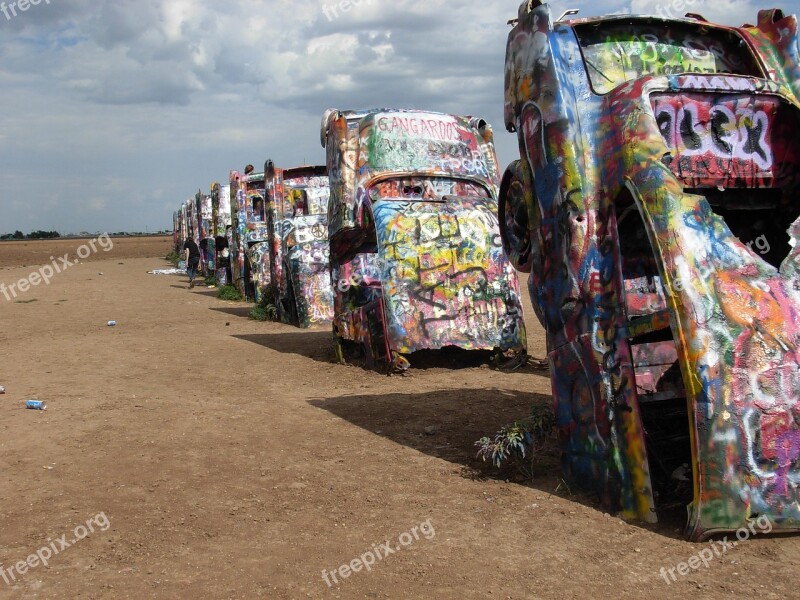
[[322, 108, 527, 372], [229, 167, 269, 301], [501, 1, 800, 539], [263, 161, 334, 327]]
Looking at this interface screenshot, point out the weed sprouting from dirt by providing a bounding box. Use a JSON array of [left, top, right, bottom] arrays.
[[165, 250, 181, 267], [249, 287, 278, 321], [475, 403, 556, 480], [217, 284, 242, 301]]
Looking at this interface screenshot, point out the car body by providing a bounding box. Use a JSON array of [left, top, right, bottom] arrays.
[[173, 207, 186, 256], [264, 162, 334, 327], [323, 108, 527, 372], [210, 182, 232, 285], [180, 197, 196, 252], [195, 189, 215, 275], [501, 1, 800, 539], [229, 168, 269, 301]]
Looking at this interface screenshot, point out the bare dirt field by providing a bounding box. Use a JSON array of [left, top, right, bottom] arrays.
[[0, 237, 796, 599], [0, 237, 173, 271]]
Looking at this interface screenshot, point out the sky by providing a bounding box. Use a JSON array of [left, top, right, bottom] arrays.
[[0, 0, 797, 234]]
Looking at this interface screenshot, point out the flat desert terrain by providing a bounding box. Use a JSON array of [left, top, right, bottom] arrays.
[[0, 237, 796, 599]]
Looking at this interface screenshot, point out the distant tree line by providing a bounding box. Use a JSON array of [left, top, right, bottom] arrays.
[[0, 230, 61, 240]]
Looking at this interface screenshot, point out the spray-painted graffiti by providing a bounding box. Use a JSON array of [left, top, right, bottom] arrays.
[[265, 164, 334, 327], [579, 21, 763, 95], [323, 108, 526, 371], [502, 1, 800, 540], [366, 113, 497, 183], [373, 197, 524, 354], [282, 212, 334, 326], [246, 237, 270, 299], [651, 94, 799, 186], [228, 168, 268, 301]]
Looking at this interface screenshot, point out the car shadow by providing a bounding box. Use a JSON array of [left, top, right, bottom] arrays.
[[210, 306, 253, 319], [192, 289, 222, 298], [309, 387, 686, 539], [233, 329, 335, 364], [310, 387, 561, 481]]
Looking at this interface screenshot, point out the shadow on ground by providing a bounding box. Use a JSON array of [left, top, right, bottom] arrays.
[[310, 387, 687, 538], [406, 349, 551, 373], [233, 330, 335, 363], [192, 289, 223, 298], [210, 306, 254, 319], [310, 387, 563, 484]]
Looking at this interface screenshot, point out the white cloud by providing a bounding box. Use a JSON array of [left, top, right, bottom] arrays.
[[0, 0, 799, 232]]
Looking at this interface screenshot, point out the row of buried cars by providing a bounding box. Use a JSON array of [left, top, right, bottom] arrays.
[[173, 112, 529, 369], [172, 2, 800, 542]]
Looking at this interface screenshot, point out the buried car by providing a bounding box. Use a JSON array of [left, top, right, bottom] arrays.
[[210, 181, 232, 285], [229, 167, 269, 301], [195, 189, 215, 276], [322, 108, 527, 372], [501, 1, 800, 539], [264, 161, 334, 327]]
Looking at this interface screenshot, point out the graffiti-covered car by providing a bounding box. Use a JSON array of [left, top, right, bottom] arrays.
[[229, 167, 269, 301], [264, 162, 334, 327], [322, 108, 527, 372], [173, 204, 187, 256], [194, 189, 215, 275], [211, 182, 232, 285], [501, 1, 800, 539]]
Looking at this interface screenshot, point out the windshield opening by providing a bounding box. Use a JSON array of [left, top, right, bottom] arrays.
[[574, 20, 763, 95], [284, 180, 329, 217], [249, 194, 265, 221]]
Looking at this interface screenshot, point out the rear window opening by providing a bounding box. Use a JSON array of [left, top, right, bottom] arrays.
[[574, 19, 763, 94]]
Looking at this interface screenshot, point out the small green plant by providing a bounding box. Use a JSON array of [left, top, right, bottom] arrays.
[[165, 250, 181, 267], [475, 403, 556, 480], [249, 304, 277, 321], [217, 284, 242, 301], [204, 275, 216, 286], [249, 287, 278, 321]]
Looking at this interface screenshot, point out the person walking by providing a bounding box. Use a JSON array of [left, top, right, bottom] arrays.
[[183, 236, 201, 289]]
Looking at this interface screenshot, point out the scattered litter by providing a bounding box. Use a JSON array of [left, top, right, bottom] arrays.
[[26, 400, 46, 410], [0, 386, 5, 394], [147, 268, 187, 275], [107, 320, 117, 327], [98, 272, 104, 275]]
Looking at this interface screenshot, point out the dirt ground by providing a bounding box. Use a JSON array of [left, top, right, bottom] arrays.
[[0, 237, 797, 599]]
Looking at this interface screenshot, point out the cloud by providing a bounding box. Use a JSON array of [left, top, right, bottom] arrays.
[[0, 0, 798, 232]]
